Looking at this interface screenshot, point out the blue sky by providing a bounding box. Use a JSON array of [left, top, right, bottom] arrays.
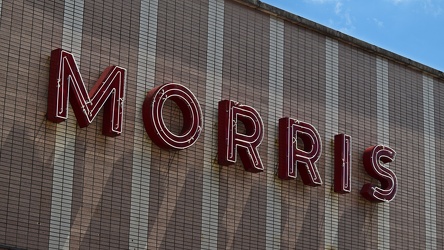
[[262, 0, 444, 72]]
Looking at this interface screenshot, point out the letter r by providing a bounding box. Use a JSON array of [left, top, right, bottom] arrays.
[[278, 117, 322, 186]]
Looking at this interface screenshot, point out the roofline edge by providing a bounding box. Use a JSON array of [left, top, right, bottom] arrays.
[[232, 0, 444, 80]]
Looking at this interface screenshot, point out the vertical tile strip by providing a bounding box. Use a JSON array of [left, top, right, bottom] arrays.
[[200, 0, 224, 248], [128, 0, 158, 249], [376, 57, 390, 250], [423, 75, 436, 250], [48, 0, 84, 249], [324, 37, 339, 249], [265, 16, 284, 250]]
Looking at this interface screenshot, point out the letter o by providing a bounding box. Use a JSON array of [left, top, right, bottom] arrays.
[[142, 83, 203, 150]]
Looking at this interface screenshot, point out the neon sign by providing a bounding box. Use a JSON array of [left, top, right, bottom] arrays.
[[47, 49, 126, 137], [142, 83, 203, 150], [46, 49, 398, 202], [218, 100, 264, 172], [278, 118, 322, 186], [334, 134, 351, 193]]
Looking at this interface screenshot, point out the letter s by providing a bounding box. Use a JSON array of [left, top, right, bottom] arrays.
[[361, 145, 398, 202]]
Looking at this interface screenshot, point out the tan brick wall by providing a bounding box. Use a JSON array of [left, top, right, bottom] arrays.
[[434, 77, 444, 249], [0, 1, 63, 249], [388, 62, 426, 249], [217, 1, 270, 249], [146, 0, 208, 249], [0, 0, 442, 249], [281, 21, 326, 249], [337, 42, 379, 249]]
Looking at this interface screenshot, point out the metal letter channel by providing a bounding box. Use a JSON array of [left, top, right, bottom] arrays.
[[278, 117, 322, 186], [47, 48, 127, 137], [361, 145, 398, 202], [218, 100, 265, 172], [142, 83, 203, 150], [334, 133, 351, 193]]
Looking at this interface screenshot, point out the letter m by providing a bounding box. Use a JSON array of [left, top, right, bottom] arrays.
[[46, 48, 127, 136]]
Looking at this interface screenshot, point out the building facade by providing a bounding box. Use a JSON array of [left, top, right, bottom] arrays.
[[0, 0, 443, 249]]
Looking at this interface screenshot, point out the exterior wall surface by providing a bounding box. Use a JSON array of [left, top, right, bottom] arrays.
[[0, 0, 443, 249]]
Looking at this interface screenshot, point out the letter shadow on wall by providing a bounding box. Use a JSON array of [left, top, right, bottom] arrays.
[[338, 206, 367, 250]]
